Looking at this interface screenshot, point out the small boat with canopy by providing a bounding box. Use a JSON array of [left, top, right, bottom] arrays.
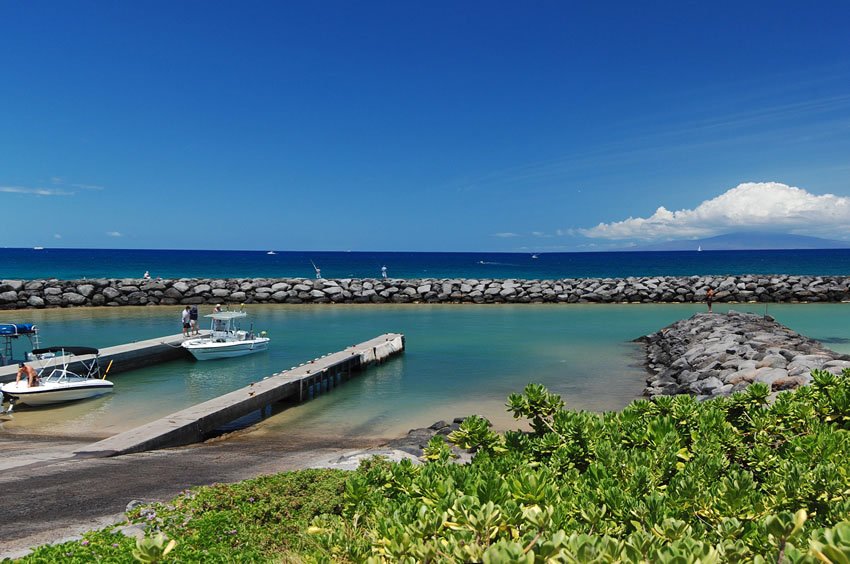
[[1, 346, 114, 408], [182, 311, 269, 360]]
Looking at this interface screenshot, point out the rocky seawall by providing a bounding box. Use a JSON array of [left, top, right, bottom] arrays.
[[2, 274, 850, 309], [639, 311, 850, 400]]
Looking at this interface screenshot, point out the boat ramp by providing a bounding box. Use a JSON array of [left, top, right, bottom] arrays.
[[2, 331, 404, 455], [77, 333, 404, 456]]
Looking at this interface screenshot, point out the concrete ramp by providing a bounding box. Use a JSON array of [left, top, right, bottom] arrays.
[[77, 333, 404, 457]]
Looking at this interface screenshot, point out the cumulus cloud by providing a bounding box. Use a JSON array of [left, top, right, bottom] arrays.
[[580, 182, 850, 240], [106, 231, 123, 237], [0, 185, 73, 196]]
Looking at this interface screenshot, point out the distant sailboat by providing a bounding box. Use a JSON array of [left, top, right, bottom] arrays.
[[697, 246, 702, 252], [531, 254, 539, 259], [266, 251, 276, 255], [33, 246, 44, 251]]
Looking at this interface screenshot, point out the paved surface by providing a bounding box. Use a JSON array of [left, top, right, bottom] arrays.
[[0, 430, 388, 559]]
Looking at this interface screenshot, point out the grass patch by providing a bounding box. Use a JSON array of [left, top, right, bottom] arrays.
[[15, 468, 347, 563]]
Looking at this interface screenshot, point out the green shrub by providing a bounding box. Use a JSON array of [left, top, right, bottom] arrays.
[[312, 373, 850, 562], [17, 371, 850, 563]]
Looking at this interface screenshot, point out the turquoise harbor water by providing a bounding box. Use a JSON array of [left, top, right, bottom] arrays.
[[3, 303, 850, 442]]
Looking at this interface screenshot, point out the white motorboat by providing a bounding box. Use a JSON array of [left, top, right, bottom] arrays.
[[181, 311, 269, 361], [1, 346, 114, 408]]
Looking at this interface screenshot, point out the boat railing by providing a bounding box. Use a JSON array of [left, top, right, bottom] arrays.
[[41, 368, 83, 383]]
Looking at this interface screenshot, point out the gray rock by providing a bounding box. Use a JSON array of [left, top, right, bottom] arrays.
[[640, 310, 845, 399], [102, 287, 121, 300], [62, 292, 87, 305], [1, 280, 23, 291], [756, 354, 787, 369], [76, 284, 95, 298], [753, 367, 789, 387], [172, 281, 190, 293]]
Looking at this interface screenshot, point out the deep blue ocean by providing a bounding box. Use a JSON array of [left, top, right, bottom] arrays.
[[3, 247, 850, 280]]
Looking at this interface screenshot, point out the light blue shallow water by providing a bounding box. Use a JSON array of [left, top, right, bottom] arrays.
[[3, 303, 850, 442]]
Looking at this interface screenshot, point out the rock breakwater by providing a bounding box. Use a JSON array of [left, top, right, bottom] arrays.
[[640, 311, 850, 399], [2, 274, 850, 309]]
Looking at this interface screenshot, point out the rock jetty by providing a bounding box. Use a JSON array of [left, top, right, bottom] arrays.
[[2, 274, 850, 309], [639, 311, 850, 400]]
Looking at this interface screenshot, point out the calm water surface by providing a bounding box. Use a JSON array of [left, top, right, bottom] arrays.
[[5, 247, 850, 279], [3, 303, 849, 441]]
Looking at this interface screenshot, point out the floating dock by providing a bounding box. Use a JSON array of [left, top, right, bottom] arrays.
[[0, 332, 193, 383], [77, 333, 404, 457]]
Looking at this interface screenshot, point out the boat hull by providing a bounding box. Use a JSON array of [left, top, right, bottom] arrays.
[[182, 338, 270, 361], [1, 380, 114, 406]]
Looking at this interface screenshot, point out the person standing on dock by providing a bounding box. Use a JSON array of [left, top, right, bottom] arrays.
[[189, 305, 199, 335], [181, 306, 191, 337]]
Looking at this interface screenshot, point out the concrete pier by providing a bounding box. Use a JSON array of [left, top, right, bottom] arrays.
[[0, 332, 195, 383], [77, 333, 404, 457]]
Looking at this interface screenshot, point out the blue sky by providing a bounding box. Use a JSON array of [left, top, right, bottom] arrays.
[[2, 1, 850, 251]]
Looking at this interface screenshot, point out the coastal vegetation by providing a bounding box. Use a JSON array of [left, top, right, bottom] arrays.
[[17, 373, 850, 562]]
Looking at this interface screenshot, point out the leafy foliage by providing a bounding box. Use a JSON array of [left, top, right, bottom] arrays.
[[16, 373, 850, 562], [312, 377, 850, 562]]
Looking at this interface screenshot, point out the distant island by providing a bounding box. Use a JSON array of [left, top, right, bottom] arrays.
[[629, 232, 850, 251]]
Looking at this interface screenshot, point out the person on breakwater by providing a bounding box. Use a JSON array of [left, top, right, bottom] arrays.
[[309, 259, 322, 279], [706, 287, 715, 313], [182, 306, 191, 337], [382, 265, 388, 279]]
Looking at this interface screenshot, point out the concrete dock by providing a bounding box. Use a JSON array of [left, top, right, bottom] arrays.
[[0, 332, 194, 383], [77, 333, 404, 457]]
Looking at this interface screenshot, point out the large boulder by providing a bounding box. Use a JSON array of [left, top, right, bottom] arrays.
[[62, 292, 87, 305], [0, 291, 17, 303]]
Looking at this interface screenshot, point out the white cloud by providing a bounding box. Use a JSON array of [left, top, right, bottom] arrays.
[[106, 231, 123, 237], [493, 232, 520, 238], [71, 183, 104, 191], [0, 185, 73, 196], [53, 234, 62, 239], [580, 182, 850, 240]]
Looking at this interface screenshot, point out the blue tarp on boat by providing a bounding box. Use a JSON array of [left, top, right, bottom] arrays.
[[0, 323, 36, 336]]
